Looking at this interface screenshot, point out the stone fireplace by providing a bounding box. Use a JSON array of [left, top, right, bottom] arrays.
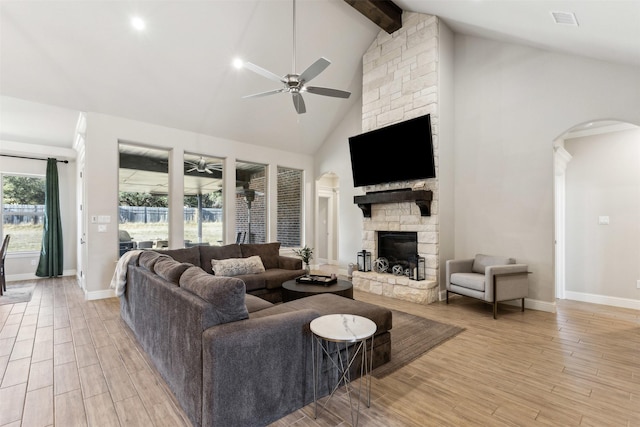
[[351, 12, 444, 305], [351, 192, 439, 304]]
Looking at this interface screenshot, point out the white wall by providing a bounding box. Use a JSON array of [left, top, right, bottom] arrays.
[[83, 113, 314, 298], [565, 128, 640, 303], [314, 100, 364, 272], [453, 34, 640, 307], [0, 143, 77, 280]]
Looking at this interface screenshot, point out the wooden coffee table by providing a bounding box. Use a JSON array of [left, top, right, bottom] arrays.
[[282, 278, 354, 302]]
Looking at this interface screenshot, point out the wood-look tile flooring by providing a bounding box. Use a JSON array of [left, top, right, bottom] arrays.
[[1, 276, 639, 426]]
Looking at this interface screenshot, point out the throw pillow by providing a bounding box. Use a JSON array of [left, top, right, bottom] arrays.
[[239, 242, 281, 269], [199, 244, 243, 274], [154, 258, 193, 284], [179, 266, 249, 325], [211, 255, 265, 277]]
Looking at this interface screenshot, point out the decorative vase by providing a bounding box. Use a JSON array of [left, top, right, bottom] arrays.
[[304, 262, 311, 276]]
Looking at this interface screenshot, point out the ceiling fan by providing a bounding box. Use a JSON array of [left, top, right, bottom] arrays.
[[241, 0, 351, 114], [185, 157, 222, 174]]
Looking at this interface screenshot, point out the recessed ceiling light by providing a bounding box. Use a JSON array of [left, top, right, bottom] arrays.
[[232, 58, 244, 69], [131, 16, 146, 31], [551, 11, 578, 26]]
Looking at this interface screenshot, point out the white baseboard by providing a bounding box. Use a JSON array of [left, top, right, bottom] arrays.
[[522, 298, 556, 313], [564, 291, 640, 310], [7, 269, 77, 282], [85, 288, 116, 301]]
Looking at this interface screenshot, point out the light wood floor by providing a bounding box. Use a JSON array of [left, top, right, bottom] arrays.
[[1, 277, 639, 426]]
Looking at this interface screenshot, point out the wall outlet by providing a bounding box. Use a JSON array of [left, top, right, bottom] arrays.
[[637, 280, 640, 289], [598, 216, 610, 225], [98, 225, 107, 233], [30, 259, 37, 266]]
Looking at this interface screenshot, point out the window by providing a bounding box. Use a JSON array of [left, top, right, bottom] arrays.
[[184, 153, 224, 247], [118, 143, 170, 255], [276, 167, 302, 247], [235, 161, 267, 244], [1, 174, 46, 253]]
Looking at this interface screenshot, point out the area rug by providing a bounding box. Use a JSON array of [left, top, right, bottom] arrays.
[[0, 282, 37, 305], [372, 309, 465, 379]]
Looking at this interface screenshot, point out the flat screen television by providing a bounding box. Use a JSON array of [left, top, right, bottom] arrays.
[[348, 114, 435, 187]]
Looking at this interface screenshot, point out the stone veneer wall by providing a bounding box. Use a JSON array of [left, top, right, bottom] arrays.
[[352, 12, 440, 304]]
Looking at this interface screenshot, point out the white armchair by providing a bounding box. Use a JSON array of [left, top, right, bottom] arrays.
[[446, 254, 529, 319]]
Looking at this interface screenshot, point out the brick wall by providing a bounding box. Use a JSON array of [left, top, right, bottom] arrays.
[[276, 167, 302, 247], [235, 167, 302, 247]]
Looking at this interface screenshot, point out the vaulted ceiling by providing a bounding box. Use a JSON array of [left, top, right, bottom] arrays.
[[1, 1, 638, 156]]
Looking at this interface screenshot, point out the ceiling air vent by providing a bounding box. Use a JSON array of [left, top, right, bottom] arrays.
[[551, 11, 579, 26]]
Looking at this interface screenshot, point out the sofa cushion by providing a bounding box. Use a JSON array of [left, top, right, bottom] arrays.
[[179, 266, 249, 325], [472, 254, 515, 274], [211, 255, 265, 277], [244, 294, 274, 313], [138, 251, 169, 271], [259, 268, 306, 290], [240, 242, 281, 269], [233, 273, 266, 292], [154, 246, 200, 265], [450, 272, 486, 292], [200, 244, 243, 274], [154, 258, 193, 284], [252, 293, 392, 334]]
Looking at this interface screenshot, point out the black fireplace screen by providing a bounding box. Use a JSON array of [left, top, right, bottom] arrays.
[[377, 231, 417, 269]]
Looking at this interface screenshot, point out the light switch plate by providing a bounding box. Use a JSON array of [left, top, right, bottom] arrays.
[[98, 225, 107, 232]]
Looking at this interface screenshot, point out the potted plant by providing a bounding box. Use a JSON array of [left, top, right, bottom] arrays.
[[292, 246, 313, 275]]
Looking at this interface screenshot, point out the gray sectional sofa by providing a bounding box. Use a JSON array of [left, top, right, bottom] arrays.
[[154, 242, 306, 303], [118, 243, 392, 427]]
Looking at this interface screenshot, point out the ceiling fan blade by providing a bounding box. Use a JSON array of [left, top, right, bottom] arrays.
[[243, 62, 285, 83], [243, 88, 286, 99], [186, 167, 197, 172], [205, 169, 213, 174], [299, 57, 331, 83], [292, 92, 306, 114], [305, 86, 351, 99]]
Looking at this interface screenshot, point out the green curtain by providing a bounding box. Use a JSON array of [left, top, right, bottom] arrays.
[[36, 158, 63, 277]]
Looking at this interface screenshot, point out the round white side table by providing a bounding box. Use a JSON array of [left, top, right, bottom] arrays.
[[310, 314, 377, 427]]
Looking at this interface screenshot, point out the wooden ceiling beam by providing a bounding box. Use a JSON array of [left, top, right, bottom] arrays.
[[344, 0, 402, 34]]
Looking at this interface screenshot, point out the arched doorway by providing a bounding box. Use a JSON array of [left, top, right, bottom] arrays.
[[554, 120, 640, 308]]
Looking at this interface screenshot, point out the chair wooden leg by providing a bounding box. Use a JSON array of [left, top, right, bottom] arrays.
[[522, 298, 525, 312], [493, 301, 497, 319]]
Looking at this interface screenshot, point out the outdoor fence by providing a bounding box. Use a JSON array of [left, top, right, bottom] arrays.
[[2, 204, 45, 225], [119, 206, 222, 223]]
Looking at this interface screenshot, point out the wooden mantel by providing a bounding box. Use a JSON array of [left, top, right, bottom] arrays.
[[354, 189, 432, 217]]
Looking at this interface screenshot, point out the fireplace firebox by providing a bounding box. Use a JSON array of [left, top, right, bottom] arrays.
[[377, 231, 417, 271]]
